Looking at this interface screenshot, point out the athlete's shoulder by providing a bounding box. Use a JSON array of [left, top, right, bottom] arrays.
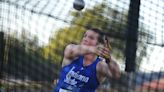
[[64, 44, 77, 59]]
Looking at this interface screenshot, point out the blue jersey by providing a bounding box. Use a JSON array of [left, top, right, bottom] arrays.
[[54, 56, 101, 92]]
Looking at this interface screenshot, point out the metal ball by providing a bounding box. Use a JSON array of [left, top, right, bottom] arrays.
[[73, 0, 85, 11]]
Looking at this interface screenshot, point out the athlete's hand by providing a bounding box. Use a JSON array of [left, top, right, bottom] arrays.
[[96, 45, 111, 59], [96, 36, 112, 60]]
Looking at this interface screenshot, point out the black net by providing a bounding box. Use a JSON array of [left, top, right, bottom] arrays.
[[0, 0, 164, 92]]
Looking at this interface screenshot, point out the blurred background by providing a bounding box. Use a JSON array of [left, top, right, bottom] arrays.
[[0, 0, 164, 92]]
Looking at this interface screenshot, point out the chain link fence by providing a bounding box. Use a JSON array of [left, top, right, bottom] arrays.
[[0, 0, 164, 92]]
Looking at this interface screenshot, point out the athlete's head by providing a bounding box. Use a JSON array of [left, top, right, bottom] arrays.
[[81, 27, 104, 46]]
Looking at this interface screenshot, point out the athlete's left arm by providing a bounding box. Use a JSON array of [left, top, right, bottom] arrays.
[[98, 37, 120, 79], [103, 37, 121, 79], [106, 59, 121, 79], [97, 59, 120, 81], [97, 48, 121, 79]]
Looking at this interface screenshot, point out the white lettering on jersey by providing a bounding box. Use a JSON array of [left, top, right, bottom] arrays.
[[64, 66, 89, 86]]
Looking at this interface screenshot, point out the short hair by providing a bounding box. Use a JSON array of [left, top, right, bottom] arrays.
[[85, 26, 104, 44]]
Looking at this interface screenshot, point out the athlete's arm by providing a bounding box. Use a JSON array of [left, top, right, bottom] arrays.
[[96, 59, 120, 84], [96, 45, 120, 79], [97, 60, 112, 81], [62, 44, 97, 67], [107, 59, 120, 79], [64, 44, 97, 59], [102, 37, 121, 79]]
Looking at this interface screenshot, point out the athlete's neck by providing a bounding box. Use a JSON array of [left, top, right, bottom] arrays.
[[83, 54, 97, 66]]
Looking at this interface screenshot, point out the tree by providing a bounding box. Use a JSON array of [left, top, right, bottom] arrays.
[[2, 30, 57, 81]]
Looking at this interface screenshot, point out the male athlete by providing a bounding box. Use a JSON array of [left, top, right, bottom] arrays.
[[54, 28, 120, 92]]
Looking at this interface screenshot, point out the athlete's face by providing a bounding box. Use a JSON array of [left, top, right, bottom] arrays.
[[81, 30, 99, 46]]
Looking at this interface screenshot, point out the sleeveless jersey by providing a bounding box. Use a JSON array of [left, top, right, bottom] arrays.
[[54, 56, 101, 92]]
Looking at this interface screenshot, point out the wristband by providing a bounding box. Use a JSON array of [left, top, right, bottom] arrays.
[[105, 58, 111, 64]]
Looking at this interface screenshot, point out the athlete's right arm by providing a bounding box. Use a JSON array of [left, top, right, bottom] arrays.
[[62, 44, 97, 67]]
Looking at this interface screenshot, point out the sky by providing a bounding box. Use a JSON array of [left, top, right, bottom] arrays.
[[139, 0, 164, 72], [0, 0, 164, 72]]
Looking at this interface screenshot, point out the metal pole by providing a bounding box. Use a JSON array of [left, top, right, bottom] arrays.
[[125, 0, 140, 92], [125, 0, 140, 73], [0, 32, 5, 79]]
